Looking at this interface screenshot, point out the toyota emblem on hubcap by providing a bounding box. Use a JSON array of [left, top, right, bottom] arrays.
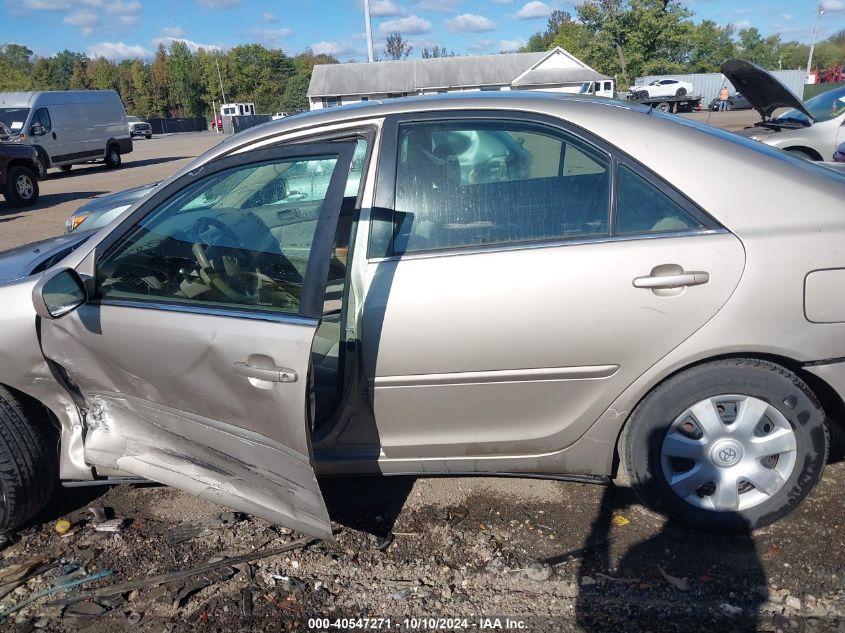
[[711, 439, 744, 468]]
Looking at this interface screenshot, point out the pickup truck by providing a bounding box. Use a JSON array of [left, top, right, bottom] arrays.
[[0, 141, 40, 207]]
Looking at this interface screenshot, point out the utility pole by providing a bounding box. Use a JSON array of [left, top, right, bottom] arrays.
[[806, 5, 825, 80], [364, 0, 375, 62], [215, 53, 228, 104]]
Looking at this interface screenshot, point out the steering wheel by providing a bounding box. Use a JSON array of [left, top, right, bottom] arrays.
[[190, 217, 261, 304]]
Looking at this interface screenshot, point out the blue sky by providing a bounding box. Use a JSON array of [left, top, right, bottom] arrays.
[[1, 0, 842, 62]]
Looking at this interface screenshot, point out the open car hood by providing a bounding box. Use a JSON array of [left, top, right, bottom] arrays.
[[720, 59, 814, 122], [0, 231, 93, 284]]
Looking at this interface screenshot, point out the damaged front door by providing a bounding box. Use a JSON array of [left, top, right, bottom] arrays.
[[38, 142, 357, 540]]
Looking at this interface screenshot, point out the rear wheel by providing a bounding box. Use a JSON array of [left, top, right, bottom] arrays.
[[655, 102, 671, 113], [34, 149, 48, 179], [675, 87, 687, 97], [3, 166, 39, 207], [0, 387, 57, 533], [623, 359, 828, 530], [105, 144, 122, 169]]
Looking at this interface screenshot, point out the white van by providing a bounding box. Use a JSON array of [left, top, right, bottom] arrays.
[[0, 90, 132, 177]]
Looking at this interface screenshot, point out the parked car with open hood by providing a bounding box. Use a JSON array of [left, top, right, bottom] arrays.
[[0, 92, 843, 538], [725, 59, 845, 161]]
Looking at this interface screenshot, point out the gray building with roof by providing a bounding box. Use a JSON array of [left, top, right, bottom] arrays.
[[306, 47, 612, 110]]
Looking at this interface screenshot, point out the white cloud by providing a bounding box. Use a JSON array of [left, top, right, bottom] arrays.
[[21, 0, 72, 9], [260, 11, 277, 22], [63, 9, 99, 35], [249, 27, 293, 44], [196, 0, 240, 7], [731, 19, 752, 30], [468, 38, 495, 51], [160, 26, 184, 38], [310, 40, 365, 57], [732, 8, 750, 14], [87, 41, 151, 60], [498, 37, 525, 51], [378, 14, 431, 34], [106, 0, 140, 13], [153, 36, 222, 52], [445, 13, 495, 32], [781, 13, 793, 20], [370, 0, 406, 16], [415, 0, 459, 12], [512, 1, 551, 19], [821, 0, 844, 10]]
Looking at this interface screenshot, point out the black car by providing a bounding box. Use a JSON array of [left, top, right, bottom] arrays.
[[709, 92, 751, 111]]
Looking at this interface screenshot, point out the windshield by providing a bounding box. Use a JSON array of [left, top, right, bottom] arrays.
[[0, 108, 30, 133], [127, 116, 141, 122], [775, 88, 845, 125]]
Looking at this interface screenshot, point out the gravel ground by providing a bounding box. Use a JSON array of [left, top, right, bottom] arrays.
[[1, 462, 843, 633]]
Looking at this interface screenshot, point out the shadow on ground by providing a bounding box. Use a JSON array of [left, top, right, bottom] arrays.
[[45, 155, 190, 179], [319, 476, 416, 538]]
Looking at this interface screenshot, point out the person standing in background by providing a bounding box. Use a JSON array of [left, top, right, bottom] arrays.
[[719, 86, 730, 111]]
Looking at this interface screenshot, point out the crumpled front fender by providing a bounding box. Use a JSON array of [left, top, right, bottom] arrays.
[[0, 276, 91, 480]]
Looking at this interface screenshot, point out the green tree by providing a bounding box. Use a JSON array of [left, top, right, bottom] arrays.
[[86, 57, 118, 91], [0, 59, 30, 90], [168, 40, 202, 116], [0, 44, 34, 74], [69, 62, 89, 89], [686, 20, 736, 72], [421, 46, 454, 58], [151, 44, 171, 116], [130, 60, 156, 117], [282, 73, 311, 112]]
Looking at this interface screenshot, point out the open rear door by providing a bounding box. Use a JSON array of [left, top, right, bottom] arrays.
[[38, 141, 357, 540]]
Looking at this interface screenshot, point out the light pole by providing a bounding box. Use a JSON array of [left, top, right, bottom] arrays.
[[364, 0, 375, 62], [806, 5, 825, 79], [215, 53, 227, 104]]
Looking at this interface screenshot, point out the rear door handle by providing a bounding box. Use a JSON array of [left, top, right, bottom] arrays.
[[633, 271, 709, 289], [233, 362, 298, 383]]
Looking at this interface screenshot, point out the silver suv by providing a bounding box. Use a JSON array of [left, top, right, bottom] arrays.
[[0, 92, 843, 537]]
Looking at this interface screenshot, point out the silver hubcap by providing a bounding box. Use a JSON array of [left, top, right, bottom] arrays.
[[15, 174, 34, 199], [661, 395, 798, 512]]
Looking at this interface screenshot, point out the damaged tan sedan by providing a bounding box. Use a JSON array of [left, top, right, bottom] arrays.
[[0, 93, 843, 537]]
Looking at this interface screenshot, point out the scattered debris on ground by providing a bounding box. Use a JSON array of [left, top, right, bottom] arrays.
[[0, 466, 843, 632]]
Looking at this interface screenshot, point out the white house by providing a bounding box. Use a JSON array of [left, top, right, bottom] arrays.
[[306, 47, 613, 110]]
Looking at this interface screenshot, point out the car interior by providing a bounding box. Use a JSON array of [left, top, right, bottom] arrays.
[[393, 122, 612, 253]]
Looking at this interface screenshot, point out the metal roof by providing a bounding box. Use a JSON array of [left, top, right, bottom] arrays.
[[307, 50, 604, 97]]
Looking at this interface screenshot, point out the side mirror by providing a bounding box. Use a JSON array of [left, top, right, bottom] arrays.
[[30, 123, 43, 136], [32, 268, 88, 319]]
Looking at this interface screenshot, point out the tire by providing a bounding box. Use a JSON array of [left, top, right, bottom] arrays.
[[622, 358, 828, 531], [34, 148, 48, 180], [675, 87, 687, 97], [0, 386, 57, 533], [656, 102, 671, 113], [59, 164, 72, 173], [105, 144, 121, 169], [3, 166, 39, 207], [145, 134, 152, 140]]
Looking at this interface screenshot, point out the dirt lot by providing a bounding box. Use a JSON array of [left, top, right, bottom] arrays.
[[3, 110, 844, 633]]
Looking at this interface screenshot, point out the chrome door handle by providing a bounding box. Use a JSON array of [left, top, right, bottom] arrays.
[[233, 362, 298, 383], [633, 271, 709, 289]]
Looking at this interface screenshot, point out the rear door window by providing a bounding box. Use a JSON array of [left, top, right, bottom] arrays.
[[390, 120, 611, 254]]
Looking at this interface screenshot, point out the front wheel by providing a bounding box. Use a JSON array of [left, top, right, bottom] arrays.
[[105, 144, 122, 169], [0, 387, 56, 533], [3, 166, 39, 207], [622, 359, 828, 531]]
